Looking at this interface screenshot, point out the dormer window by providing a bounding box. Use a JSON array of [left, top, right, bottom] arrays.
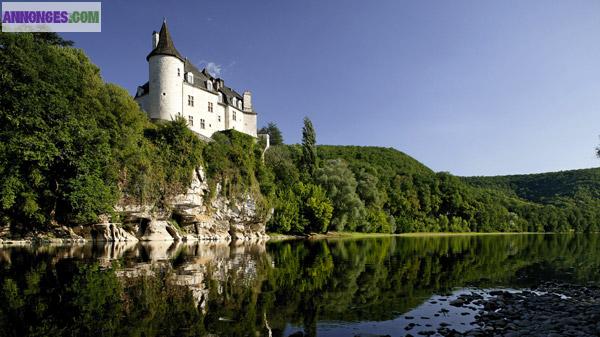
[[237, 100, 241, 109], [218, 93, 223, 103], [186, 72, 194, 84], [207, 81, 213, 91]]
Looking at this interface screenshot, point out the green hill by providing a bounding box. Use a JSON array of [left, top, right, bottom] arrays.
[[265, 143, 600, 234], [463, 168, 600, 203], [318, 145, 434, 177]]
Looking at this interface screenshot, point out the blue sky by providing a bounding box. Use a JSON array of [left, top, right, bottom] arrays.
[[61, 0, 600, 176]]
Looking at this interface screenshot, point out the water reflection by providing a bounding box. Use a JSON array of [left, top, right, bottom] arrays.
[[1, 234, 600, 336]]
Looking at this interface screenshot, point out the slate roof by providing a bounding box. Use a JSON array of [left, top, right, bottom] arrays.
[[146, 21, 184, 62], [182, 59, 244, 107]]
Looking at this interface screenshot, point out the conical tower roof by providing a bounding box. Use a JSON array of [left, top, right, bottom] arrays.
[[146, 20, 184, 61]]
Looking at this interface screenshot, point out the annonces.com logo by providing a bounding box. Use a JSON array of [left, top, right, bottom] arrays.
[[1, 2, 101, 32]]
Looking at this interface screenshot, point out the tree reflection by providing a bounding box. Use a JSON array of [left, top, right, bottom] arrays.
[[1, 234, 600, 336]]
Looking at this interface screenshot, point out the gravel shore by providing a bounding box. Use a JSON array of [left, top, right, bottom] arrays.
[[436, 282, 600, 337]]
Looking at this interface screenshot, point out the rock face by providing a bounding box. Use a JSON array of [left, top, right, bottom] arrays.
[[139, 220, 181, 241], [0, 166, 269, 243], [171, 167, 269, 242], [113, 166, 269, 242], [91, 223, 139, 242]]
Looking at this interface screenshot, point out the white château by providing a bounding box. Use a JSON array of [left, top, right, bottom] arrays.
[[135, 20, 258, 139]]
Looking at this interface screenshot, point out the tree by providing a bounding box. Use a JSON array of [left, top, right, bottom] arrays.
[[315, 159, 366, 231], [0, 32, 204, 229], [301, 117, 317, 176], [32, 32, 74, 46], [258, 122, 284, 146]]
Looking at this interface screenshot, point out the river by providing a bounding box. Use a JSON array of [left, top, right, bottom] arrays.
[[0, 233, 598, 336]]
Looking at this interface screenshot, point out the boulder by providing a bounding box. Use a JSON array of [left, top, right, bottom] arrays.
[[139, 220, 180, 241]]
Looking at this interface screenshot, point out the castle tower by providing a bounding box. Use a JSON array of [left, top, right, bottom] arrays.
[[146, 20, 184, 121]]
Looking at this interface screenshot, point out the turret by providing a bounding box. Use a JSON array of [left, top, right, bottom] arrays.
[[147, 20, 184, 121]]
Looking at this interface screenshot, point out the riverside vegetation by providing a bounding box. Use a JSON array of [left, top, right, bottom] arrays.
[[2, 32, 600, 237]]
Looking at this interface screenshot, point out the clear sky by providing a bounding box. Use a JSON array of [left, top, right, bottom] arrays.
[[61, 0, 600, 176]]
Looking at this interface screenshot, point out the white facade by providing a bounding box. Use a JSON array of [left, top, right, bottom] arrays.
[[135, 21, 258, 139]]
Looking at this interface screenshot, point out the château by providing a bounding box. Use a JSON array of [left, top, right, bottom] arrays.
[[134, 20, 258, 139]]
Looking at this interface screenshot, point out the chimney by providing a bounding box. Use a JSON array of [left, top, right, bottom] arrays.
[[243, 91, 252, 112], [152, 30, 159, 49]]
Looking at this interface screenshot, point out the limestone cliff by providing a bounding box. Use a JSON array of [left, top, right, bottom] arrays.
[[91, 166, 269, 242], [0, 166, 269, 244]]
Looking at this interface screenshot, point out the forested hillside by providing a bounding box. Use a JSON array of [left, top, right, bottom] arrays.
[[463, 168, 600, 202], [264, 140, 600, 234]]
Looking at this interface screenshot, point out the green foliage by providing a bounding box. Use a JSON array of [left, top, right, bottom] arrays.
[[258, 122, 284, 146], [0, 32, 205, 229], [264, 141, 600, 234], [203, 130, 265, 196], [268, 182, 333, 234], [464, 168, 600, 202], [315, 159, 366, 232], [143, 118, 204, 202], [300, 117, 318, 176], [0, 32, 119, 227]]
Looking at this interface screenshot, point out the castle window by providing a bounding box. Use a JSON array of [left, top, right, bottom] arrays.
[[232, 111, 237, 121], [177, 68, 181, 77], [188, 115, 193, 126], [186, 72, 194, 84], [188, 95, 194, 107], [208, 102, 213, 112], [200, 119, 206, 129], [207, 81, 213, 91], [218, 115, 221, 122]]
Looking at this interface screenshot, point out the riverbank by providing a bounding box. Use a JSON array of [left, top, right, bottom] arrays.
[[0, 230, 563, 246], [436, 282, 600, 337], [268, 231, 553, 242]]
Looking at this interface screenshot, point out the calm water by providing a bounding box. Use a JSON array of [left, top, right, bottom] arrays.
[[1, 234, 599, 337]]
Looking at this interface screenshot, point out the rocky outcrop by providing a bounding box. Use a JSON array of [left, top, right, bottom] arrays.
[[166, 167, 269, 242], [139, 220, 181, 241], [0, 166, 269, 244], [91, 223, 139, 242], [109, 166, 268, 242], [0, 224, 86, 244]]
